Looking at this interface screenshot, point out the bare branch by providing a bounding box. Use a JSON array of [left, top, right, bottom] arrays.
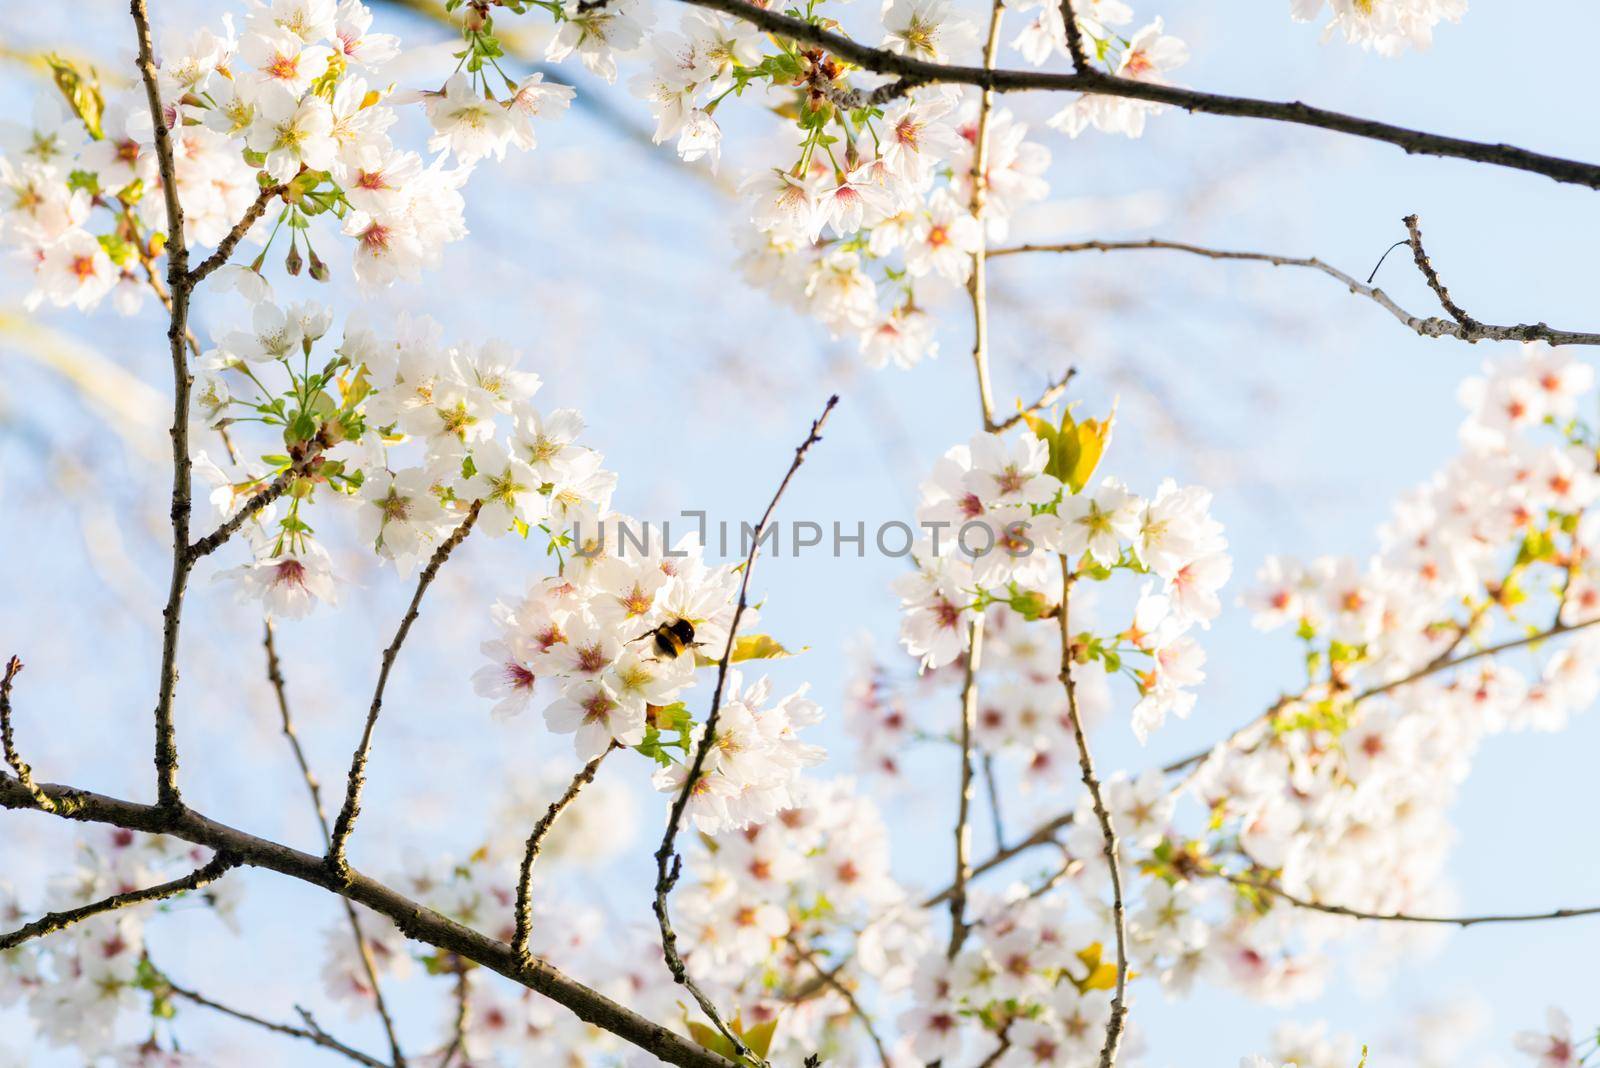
[[1056, 570, 1127, 1068], [980, 751, 1005, 851], [189, 449, 323, 560], [1402, 213, 1479, 331], [1, 657, 53, 813], [264, 622, 408, 1068], [946, 618, 984, 959], [989, 239, 1600, 347], [438, 958, 471, 1068], [328, 501, 484, 881], [670, 0, 1600, 191], [512, 745, 616, 959], [963, 0, 1008, 432], [0, 777, 739, 1068], [1222, 872, 1600, 928], [989, 367, 1078, 434], [188, 183, 284, 285], [131, 0, 197, 814], [788, 936, 891, 1068], [654, 394, 840, 1064], [0, 852, 237, 951], [1058, 0, 1092, 70], [158, 968, 394, 1068]]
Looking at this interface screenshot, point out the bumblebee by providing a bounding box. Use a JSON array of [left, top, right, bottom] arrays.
[[634, 617, 700, 659]]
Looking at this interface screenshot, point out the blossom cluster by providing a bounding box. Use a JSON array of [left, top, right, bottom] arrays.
[[476, 549, 827, 833], [0, 829, 237, 1061], [427, 0, 1465, 373], [1178, 343, 1600, 1000], [1291, 0, 1467, 56], [0, 0, 573, 310], [893, 414, 1230, 743], [194, 293, 608, 618]]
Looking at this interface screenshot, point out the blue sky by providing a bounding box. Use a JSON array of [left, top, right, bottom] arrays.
[[2, 1, 1598, 1064]]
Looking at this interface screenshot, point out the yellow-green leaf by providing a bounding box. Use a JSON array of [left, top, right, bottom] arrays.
[[686, 1022, 739, 1060], [742, 1018, 780, 1060], [694, 633, 803, 668], [1059, 404, 1116, 493]]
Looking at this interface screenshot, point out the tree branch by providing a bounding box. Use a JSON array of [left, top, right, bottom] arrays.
[[512, 744, 615, 960], [1223, 872, 1600, 928], [1402, 213, 1479, 331], [964, 0, 1008, 432], [946, 617, 983, 958], [0, 851, 238, 951], [158, 968, 395, 1068], [654, 394, 839, 1064], [669, 0, 1600, 191], [264, 622, 408, 1068], [132, 0, 197, 814], [1, 657, 54, 813], [787, 936, 891, 1068], [1058, 0, 1092, 71], [1056, 570, 1127, 1068], [0, 777, 739, 1068], [328, 501, 483, 881], [989, 367, 1078, 434], [989, 239, 1600, 347], [189, 448, 323, 560], [188, 183, 284, 285]]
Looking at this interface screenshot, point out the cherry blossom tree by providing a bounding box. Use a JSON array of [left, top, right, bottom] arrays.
[[0, 1, 1597, 1067]]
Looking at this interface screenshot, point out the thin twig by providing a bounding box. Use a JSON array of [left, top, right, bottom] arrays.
[[980, 751, 1005, 851], [159, 969, 392, 1068], [0, 777, 739, 1068], [946, 617, 983, 959], [671, 0, 1600, 191], [512, 745, 616, 959], [188, 184, 284, 284], [1056, 569, 1127, 1068], [264, 622, 407, 1068], [787, 937, 891, 1068], [964, 0, 1007, 431], [1401, 214, 1479, 331], [189, 450, 321, 559], [989, 367, 1078, 434], [989, 239, 1600, 347], [0, 852, 238, 951], [438, 957, 471, 1068], [977, 1024, 1013, 1068], [0, 657, 53, 812], [1223, 872, 1600, 928], [328, 501, 483, 881], [653, 394, 839, 1064]]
